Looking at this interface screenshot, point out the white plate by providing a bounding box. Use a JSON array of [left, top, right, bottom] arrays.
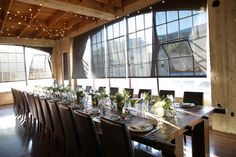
[[179, 103, 195, 108], [85, 109, 100, 116], [128, 122, 153, 132], [104, 114, 120, 121]]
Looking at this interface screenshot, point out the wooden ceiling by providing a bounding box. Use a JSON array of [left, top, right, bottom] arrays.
[[0, 0, 161, 40]]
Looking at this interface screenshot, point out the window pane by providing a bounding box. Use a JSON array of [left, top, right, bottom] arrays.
[[120, 20, 126, 35], [156, 12, 166, 25], [128, 33, 136, 48], [158, 46, 168, 60], [179, 11, 192, 18], [167, 21, 178, 40], [145, 28, 152, 45], [107, 25, 113, 40], [136, 15, 144, 31], [137, 31, 145, 47], [128, 17, 136, 33], [156, 25, 167, 41], [180, 17, 192, 37], [169, 57, 193, 76], [193, 13, 207, 36], [167, 11, 178, 22], [158, 60, 169, 76], [113, 23, 120, 38], [145, 13, 152, 28]]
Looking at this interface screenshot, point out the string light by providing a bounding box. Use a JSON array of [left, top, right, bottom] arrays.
[[162, 0, 165, 3]]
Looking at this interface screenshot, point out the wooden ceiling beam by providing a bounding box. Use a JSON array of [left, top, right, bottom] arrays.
[[0, 36, 55, 47], [0, 0, 13, 31], [18, 6, 43, 37], [15, 0, 115, 19], [115, 0, 161, 17]]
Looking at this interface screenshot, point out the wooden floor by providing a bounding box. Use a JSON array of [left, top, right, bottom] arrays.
[[0, 104, 236, 157]]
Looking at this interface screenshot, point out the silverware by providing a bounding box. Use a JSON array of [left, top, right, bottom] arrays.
[[144, 125, 162, 137]]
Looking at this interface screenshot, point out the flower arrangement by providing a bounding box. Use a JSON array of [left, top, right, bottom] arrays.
[[151, 96, 172, 117], [76, 90, 85, 103], [112, 90, 131, 110]]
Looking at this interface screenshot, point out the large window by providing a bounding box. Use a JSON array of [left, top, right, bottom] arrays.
[[91, 29, 105, 78], [0, 45, 53, 92], [156, 10, 208, 77], [74, 7, 210, 103], [127, 13, 153, 77], [106, 19, 126, 77], [0, 45, 25, 82]]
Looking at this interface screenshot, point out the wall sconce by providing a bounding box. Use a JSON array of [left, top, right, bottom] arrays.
[[212, 0, 220, 7]]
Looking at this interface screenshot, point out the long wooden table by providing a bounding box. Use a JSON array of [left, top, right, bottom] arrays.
[[72, 104, 221, 157]]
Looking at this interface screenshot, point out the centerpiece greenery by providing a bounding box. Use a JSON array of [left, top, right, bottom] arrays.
[[111, 90, 131, 112], [151, 96, 173, 117], [76, 90, 85, 103]]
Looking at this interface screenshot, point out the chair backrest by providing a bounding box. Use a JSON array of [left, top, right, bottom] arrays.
[[39, 97, 54, 131], [138, 89, 152, 98], [100, 117, 134, 157], [15, 90, 24, 115], [20, 91, 29, 114], [73, 110, 102, 157], [159, 90, 175, 98], [58, 104, 80, 155], [183, 91, 204, 106], [33, 95, 45, 125], [124, 88, 134, 98], [110, 87, 119, 96], [76, 85, 83, 90], [85, 86, 92, 93], [27, 93, 38, 120], [25, 92, 33, 116], [48, 100, 64, 138], [98, 86, 106, 93]]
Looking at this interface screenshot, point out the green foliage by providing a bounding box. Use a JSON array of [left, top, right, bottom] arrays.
[[152, 96, 172, 113], [112, 90, 131, 108], [143, 91, 151, 103], [130, 99, 139, 107], [76, 90, 85, 100]]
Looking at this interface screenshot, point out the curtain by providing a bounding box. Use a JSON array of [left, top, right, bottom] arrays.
[[72, 32, 89, 79]]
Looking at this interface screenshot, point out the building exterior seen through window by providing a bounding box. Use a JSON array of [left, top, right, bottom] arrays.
[[0, 45, 53, 92]]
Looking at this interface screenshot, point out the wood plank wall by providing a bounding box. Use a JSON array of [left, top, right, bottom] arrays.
[[0, 92, 13, 105], [209, 0, 236, 134]]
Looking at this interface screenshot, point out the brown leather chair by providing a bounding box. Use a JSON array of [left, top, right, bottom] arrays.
[[39, 97, 54, 145], [109, 87, 119, 96], [138, 89, 152, 99], [48, 100, 65, 153], [59, 104, 80, 157], [159, 90, 175, 98], [183, 91, 204, 106], [73, 110, 102, 157], [33, 95, 45, 137], [100, 117, 160, 157]]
